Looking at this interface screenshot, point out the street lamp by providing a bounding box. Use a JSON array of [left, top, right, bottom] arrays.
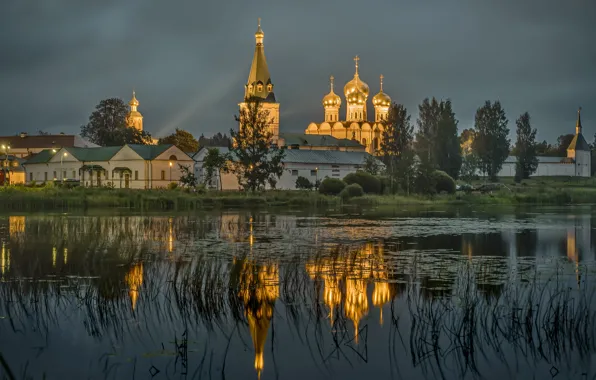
[[169, 161, 172, 182], [61, 152, 68, 182]]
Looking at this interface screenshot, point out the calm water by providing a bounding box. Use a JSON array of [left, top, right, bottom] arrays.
[[1, 207, 596, 380]]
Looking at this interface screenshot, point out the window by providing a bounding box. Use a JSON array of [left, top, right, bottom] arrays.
[[310, 170, 317, 176], [29, 173, 33, 181], [291, 170, 298, 176], [267, 84, 273, 92], [257, 84, 263, 92], [161, 170, 165, 180], [44, 172, 48, 181], [135, 170, 138, 180], [53, 171, 57, 180], [72, 170, 76, 179], [63, 171, 66, 179], [362, 138, 367, 146]]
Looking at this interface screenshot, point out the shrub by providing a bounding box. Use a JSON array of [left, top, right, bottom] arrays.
[[432, 170, 456, 194], [377, 175, 391, 194], [295, 176, 313, 190], [318, 178, 346, 195], [167, 182, 179, 190], [343, 171, 382, 194], [340, 183, 364, 199]]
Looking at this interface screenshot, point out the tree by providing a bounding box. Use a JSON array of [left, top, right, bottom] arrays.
[[178, 164, 198, 188], [229, 100, 285, 192], [203, 147, 228, 189], [295, 176, 313, 190], [198, 133, 232, 148], [380, 103, 415, 193], [472, 101, 510, 181], [514, 112, 539, 180], [158, 129, 199, 152], [363, 154, 381, 175], [415, 98, 462, 178], [555, 134, 575, 157], [535, 140, 557, 156], [460, 153, 479, 182], [81, 98, 152, 146], [38, 130, 49, 136]]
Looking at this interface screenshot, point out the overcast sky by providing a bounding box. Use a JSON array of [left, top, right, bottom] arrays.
[[1, 0, 594, 142]]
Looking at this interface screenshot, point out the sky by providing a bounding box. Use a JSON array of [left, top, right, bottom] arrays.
[[1, 0, 595, 143]]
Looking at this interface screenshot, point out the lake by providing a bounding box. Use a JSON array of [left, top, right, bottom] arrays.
[[0, 206, 595, 380]]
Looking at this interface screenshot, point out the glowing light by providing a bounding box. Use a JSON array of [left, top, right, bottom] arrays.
[[1, 242, 6, 277], [52, 246, 57, 267], [63, 247, 68, 264], [126, 262, 144, 311]]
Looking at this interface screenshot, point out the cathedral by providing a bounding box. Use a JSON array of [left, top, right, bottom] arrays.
[[305, 57, 392, 154], [239, 19, 390, 154]]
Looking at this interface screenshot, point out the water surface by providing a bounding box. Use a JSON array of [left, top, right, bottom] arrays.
[[1, 207, 595, 379]]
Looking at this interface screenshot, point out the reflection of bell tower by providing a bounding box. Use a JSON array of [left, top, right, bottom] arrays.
[[126, 262, 144, 311], [236, 259, 279, 379]]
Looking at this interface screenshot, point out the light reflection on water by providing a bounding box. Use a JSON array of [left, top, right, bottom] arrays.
[[0, 208, 595, 380]]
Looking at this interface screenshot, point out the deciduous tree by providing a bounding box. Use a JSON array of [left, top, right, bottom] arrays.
[[229, 100, 285, 192], [158, 129, 199, 152], [472, 101, 510, 181], [514, 112, 539, 179], [81, 98, 152, 146], [380, 103, 414, 193], [202, 147, 228, 189]]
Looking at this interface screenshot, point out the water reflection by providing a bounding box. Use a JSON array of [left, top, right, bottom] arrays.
[[0, 210, 595, 379]]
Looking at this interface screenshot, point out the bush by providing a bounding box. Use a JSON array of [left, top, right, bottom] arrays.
[[295, 176, 313, 190], [343, 171, 382, 194], [432, 170, 456, 194], [377, 175, 391, 195], [167, 182, 179, 190], [340, 183, 364, 200], [318, 178, 346, 195]]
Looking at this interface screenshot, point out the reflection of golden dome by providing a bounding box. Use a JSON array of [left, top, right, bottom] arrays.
[[344, 56, 370, 101], [372, 75, 391, 107], [323, 76, 341, 108]]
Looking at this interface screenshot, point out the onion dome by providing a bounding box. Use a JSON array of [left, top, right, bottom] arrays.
[[372, 75, 391, 107], [322, 76, 341, 108], [346, 89, 366, 105], [344, 56, 370, 99], [129, 91, 139, 107]]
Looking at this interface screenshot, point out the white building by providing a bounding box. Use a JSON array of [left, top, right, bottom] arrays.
[[486, 108, 591, 178], [193, 146, 379, 190], [23, 144, 193, 189]]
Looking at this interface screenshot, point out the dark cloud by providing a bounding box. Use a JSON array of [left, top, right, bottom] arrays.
[[1, 0, 594, 142]]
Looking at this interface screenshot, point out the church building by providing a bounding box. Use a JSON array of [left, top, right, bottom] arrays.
[[304, 57, 392, 154]]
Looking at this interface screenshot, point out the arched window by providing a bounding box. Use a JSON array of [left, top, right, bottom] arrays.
[[169, 155, 178, 161], [373, 137, 380, 150], [267, 84, 273, 92], [362, 138, 367, 146], [257, 84, 263, 92]]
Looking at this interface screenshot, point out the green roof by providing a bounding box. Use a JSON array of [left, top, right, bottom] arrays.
[[65, 146, 122, 161], [128, 144, 172, 159], [23, 149, 54, 164], [568, 133, 590, 151]]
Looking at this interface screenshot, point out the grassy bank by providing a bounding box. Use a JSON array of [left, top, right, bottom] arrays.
[[0, 178, 595, 211]]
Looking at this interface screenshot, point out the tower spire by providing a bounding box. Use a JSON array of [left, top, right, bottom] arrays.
[[577, 107, 583, 134], [379, 74, 384, 92], [330, 75, 335, 92], [354, 55, 360, 76], [255, 18, 264, 45]]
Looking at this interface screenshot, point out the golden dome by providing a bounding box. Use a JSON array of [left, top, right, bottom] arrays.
[[372, 75, 391, 107], [344, 56, 369, 100], [346, 89, 366, 105], [322, 76, 341, 108], [129, 91, 139, 107]]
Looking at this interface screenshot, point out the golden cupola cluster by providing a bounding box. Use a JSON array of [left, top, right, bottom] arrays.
[[322, 56, 392, 123]]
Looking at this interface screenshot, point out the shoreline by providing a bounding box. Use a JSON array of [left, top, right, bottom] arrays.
[[0, 186, 595, 211]]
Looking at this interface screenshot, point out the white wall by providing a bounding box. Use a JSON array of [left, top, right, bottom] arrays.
[[575, 151, 591, 177]]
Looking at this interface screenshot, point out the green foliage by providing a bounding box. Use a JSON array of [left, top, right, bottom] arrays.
[[80, 98, 153, 146], [343, 171, 382, 194], [535, 140, 558, 156], [460, 154, 479, 182], [295, 176, 313, 190], [415, 98, 462, 178], [413, 160, 437, 195], [432, 170, 456, 194], [158, 129, 199, 152], [198, 132, 232, 148], [167, 182, 178, 190], [203, 148, 228, 189], [555, 134, 575, 157], [178, 164, 198, 188], [514, 112, 539, 179], [229, 100, 285, 192], [380, 103, 415, 194], [363, 155, 382, 175], [318, 178, 346, 195], [340, 183, 364, 200], [472, 100, 510, 181]]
